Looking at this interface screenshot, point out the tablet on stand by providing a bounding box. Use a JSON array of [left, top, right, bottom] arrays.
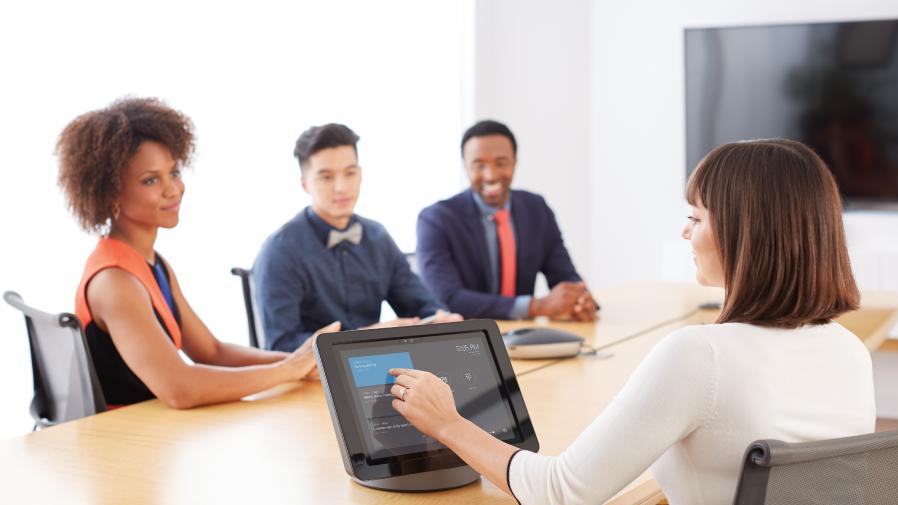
[[314, 319, 539, 492]]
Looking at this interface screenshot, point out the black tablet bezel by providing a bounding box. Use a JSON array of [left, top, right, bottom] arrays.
[[315, 319, 539, 482]]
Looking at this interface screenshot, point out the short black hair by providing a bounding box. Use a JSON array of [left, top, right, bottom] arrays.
[[460, 120, 517, 157], [294, 123, 360, 171]]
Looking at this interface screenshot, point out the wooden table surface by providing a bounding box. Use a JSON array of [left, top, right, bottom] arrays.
[[1, 282, 895, 505]]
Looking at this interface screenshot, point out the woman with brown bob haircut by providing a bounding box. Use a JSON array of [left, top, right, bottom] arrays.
[[58, 97, 339, 409], [377, 138, 874, 504], [687, 138, 860, 328]]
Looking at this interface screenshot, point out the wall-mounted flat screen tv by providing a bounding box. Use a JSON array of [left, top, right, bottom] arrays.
[[685, 19, 898, 207]]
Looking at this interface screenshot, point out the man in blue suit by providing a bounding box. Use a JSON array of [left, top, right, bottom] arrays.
[[417, 120, 598, 320]]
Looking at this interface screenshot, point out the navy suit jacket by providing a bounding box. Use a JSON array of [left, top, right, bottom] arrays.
[[416, 189, 581, 319]]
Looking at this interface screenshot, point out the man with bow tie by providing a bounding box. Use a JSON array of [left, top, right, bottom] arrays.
[[253, 123, 462, 352]]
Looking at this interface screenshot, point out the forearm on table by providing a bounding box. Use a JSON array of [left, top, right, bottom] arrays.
[[172, 361, 292, 408], [437, 417, 520, 496], [203, 341, 288, 367]]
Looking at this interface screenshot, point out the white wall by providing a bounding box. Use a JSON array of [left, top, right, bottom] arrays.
[[470, 0, 593, 287], [470, 0, 898, 318], [589, 0, 898, 298]]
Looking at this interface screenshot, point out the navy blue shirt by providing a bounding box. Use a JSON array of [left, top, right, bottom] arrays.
[[253, 207, 445, 351]]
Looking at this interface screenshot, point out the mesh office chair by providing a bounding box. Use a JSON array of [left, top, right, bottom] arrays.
[[3, 291, 106, 430], [230, 267, 265, 349], [732, 430, 898, 504]]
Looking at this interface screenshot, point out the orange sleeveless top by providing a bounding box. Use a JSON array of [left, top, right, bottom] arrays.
[[75, 237, 182, 349]]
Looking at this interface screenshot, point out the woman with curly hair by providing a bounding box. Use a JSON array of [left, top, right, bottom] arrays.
[[58, 97, 338, 409]]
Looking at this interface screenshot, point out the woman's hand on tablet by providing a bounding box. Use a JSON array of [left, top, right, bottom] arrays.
[[388, 368, 463, 441], [388, 367, 518, 496], [283, 321, 341, 381]]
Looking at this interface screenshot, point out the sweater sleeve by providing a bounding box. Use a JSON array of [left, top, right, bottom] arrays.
[[508, 326, 719, 505]]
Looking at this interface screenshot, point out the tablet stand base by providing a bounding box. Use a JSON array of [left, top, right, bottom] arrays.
[[353, 465, 480, 492]]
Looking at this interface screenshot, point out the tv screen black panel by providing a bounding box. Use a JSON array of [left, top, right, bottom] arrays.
[[685, 19, 898, 206]]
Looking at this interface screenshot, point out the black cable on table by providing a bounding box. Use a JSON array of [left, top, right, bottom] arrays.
[[516, 306, 710, 378], [516, 355, 576, 377], [592, 307, 701, 353]]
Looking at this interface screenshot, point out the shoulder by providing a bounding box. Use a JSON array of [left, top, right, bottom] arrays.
[[824, 323, 874, 375], [510, 189, 549, 209], [654, 324, 717, 356], [420, 190, 471, 220], [89, 267, 146, 293], [701, 320, 863, 350], [510, 190, 555, 226], [822, 321, 864, 341], [258, 211, 314, 256], [356, 215, 390, 242], [811, 322, 872, 359], [620, 324, 720, 421], [635, 325, 719, 380], [254, 213, 318, 279], [87, 267, 153, 317]]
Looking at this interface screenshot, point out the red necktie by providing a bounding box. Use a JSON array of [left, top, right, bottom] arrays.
[[494, 209, 516, 297]]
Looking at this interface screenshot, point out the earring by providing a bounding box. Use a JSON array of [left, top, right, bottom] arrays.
[[112, 203, 121, 220]]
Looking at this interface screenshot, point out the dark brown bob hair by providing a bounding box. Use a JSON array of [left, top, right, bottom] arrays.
[[57, 97, 195, 233], [686, 138, 859, 328]]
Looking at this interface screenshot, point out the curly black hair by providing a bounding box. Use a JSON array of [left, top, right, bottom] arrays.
[[56, 97, 195, 233]]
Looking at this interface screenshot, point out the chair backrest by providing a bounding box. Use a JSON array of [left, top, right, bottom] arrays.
[[3, 291, 106, 429], [732, 430, 898, 504], [230, 267, 265, 349]]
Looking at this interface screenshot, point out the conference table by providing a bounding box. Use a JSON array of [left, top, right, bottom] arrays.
[[1, 283, 896, 505]]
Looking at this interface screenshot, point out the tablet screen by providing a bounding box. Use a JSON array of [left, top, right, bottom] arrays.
[[316, 320, 538, 482], [336, 330, 520, 461]]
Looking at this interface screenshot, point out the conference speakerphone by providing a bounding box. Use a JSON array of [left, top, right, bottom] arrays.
[[314, 319, 539, 491]]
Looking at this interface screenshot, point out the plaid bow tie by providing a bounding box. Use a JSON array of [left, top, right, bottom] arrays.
[[327, 222, 363, 249]]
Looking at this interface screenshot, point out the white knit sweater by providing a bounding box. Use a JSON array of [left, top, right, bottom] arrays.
[[509, 322, 875, 505]]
